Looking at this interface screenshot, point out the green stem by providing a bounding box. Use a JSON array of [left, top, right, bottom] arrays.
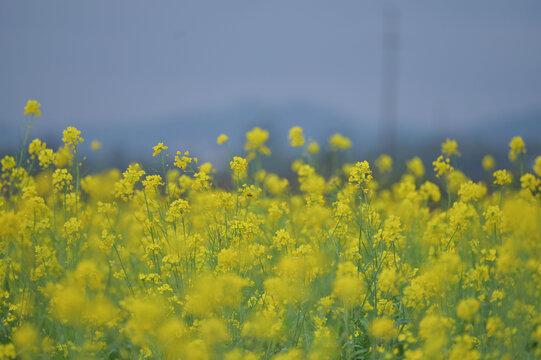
[[17, 116, 34, 168]]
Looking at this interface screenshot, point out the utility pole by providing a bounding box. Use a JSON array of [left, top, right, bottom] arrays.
[[379, 3, 400, 157]]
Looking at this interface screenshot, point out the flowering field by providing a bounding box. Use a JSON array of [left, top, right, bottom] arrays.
[[1, 101, 541, 360]]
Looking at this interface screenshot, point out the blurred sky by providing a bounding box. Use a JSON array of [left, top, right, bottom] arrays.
[[1, 0, 541, 146]]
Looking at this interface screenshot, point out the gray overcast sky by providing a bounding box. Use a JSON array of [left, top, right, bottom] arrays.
[[1, 0, 541, 132]]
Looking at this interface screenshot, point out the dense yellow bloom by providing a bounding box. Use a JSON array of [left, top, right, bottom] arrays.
[[370, 317, 396, 340], [449, 335, 480, 360], [273, 349, 303, 360], [217, 134, 229, 145], [230, 156, 247, 177], [62, 126, 84, 150], [308, 141, 320, 154], [265, 174, 289, 195], [420, 180, 441, 202], [332, 262, 365, 307], [167, 199, 190, 222], [50, 284, 87, 324], [114, 162, 145, 200], [52, 145, 73, 167], [0, 343, 16, 359], [1, 155, 16, 172], [533, 156, 541, 177], [486, 316, 504, 338], [493, 169, 512, 185], [458, 181, 486, 202], [152, 142, 168, 157], [288, 126, 305, 147], [37, 148, 54, 168], [24, 99, 41, 118], [52, 168, 73, 192], [184, 273, 248, 316], [1, 101, 540, 359], [456, 298, 480, 321], [482, 155, 495, 171], [242, 305, 283, 340], [520, 173, 540, 194], [245, 127, 270, 155], [348, 160, 373, 191], [433, 155, 453, 178], [375, 154, 393, 173], [418, 314, 452, 357], [12, 324, 38, 355], [328, 133, 351, 150], [174, 150, 194, 170], [142, 174, 164, 191], [28, 138, 46, 159], [508, 136, 526, 162], [406, 156, 425, 178], [91, 140, 102, 150], [198, 317, 230, 344], [441, 138, 460, 157], [62, 217, 82, 244]]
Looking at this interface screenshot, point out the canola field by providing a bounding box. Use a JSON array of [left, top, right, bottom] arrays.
[[1, 100, 541, 359]]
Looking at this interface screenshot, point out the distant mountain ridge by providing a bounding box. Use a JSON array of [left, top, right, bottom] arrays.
[[1, 101, 540, 171]]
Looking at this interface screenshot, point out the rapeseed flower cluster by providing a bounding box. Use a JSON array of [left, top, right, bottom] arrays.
[[1, 105, 541, 359]]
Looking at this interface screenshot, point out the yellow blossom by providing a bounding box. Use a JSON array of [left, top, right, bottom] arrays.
[[62, 126, 84, 150], [456, 298, 480, 321], [152, 142, 168, 157], [493, 169, 512, 185], [329, 133, 352, 150], [508, 136, 526, 162], [482, 155, 495, 171], [230, 156, 247, 178], [288, 126, 305, 147], [375, 154, 393, 173], [308, 141, 320, 154], [533, 156, 541, 177], [91, 140, 102, 150], [24, 100, 41, 118], [245, 127, 270, 155], [441, 138, 460, 157], [433, 155, 454, 178], [370, 317, 396, 340], [407, 156, 425, 178], [217, 134, 229, 145]]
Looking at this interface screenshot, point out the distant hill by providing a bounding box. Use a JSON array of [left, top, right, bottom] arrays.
[[1, 101, 540, 175]]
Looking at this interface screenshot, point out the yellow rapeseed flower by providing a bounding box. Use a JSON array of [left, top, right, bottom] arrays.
[[288, 126, 305, 147], [62, 126, 84, 150], [152, 142, 168, 157], [433, 155, 454, 178], [493, 169, 512, 186], [508, 136, 526, 162], [329, 133, 351, 150], [245, 127, 270, 155], [456, 298, 480, 321], [308, 141, 320, 154], [217, 134, 229, 145], [24, 99, 41, 118], [370, 317, 396, 340], [230, 156, 247, 178], [91, 140, 102, 151], [533, 156, 541, 177], [441, 138, 460, 157], [482, 155, 495, 171], [375, 154, 393, 173], [1, 155, 16, 172], [2, 100, 541, 359], [174, 151, 193, 170], [407, 156, 425, 178]]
